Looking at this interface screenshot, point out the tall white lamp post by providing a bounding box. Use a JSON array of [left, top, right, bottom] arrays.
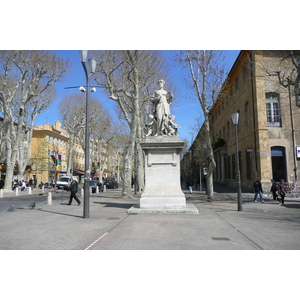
[[231, 112, 243, 211], [80, 50, 97, 218]]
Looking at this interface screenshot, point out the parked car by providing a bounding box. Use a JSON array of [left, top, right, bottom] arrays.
[[104, 179, 118, 189], [56, 176, 72, 190], [89, 180, 103, 193]]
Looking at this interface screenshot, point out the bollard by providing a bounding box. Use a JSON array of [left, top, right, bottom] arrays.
[[42, 185, 45, 193], [81, 187, 84, 198], [15, 187, 19, 196], [47, 192, 52, 205], [103, 185, 106, 192], [90, 187, 92, 194], [96, 186, 99, 194], [0, 189, 3, 198], [28, 187, 32, 195]]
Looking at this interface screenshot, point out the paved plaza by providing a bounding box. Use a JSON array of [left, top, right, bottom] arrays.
[[0, 185, 300, 250]]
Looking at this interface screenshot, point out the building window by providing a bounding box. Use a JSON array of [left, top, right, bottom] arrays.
[[266, 93, 281, 127]]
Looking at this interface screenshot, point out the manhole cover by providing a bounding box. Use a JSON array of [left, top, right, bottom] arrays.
[[211, 237, 231, 241]]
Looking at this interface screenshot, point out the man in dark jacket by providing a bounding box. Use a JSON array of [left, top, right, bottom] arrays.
[[0, 178, 4, 189], [253, 177, 264, 203], [67, 177, 81, 206]]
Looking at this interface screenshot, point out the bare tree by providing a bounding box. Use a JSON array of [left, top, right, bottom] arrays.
[[173, 50, 226, 199], [59, 92, 114, 178], [59, 93, 86, 175], [0, 50, 70, 191], [264, 50, 300, 107], [92, 50, 169, 198]]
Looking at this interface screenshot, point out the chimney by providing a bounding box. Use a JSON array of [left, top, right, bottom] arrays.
[[54, 121, 61, 131]]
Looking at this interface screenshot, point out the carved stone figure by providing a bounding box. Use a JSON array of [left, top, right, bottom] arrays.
[[144, 114, 156, 137], [166, 115, 180, 136], [147, 79, 179, 136]]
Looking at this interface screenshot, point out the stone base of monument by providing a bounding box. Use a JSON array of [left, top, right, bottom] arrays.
[[127, 203, 198, 214], [127, 136, 198, 215]]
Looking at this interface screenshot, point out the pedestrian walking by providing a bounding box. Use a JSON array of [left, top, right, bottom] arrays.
[[186, 178, 193, 194], [270, 179, 278, 200], [21, 180, 28, 191], [278, 179, 287, 205], [67, 177, 81, 206], [0, 177, 4, 189], [253, 177, 264, 203]]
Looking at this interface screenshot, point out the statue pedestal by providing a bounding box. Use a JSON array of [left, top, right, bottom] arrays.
[[128, 136, 198, 214]]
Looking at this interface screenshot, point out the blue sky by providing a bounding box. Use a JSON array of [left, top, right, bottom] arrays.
[[35, 50, 240, 145]]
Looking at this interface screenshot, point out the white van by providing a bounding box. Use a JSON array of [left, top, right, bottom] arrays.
[[56, 176, 72, 190]]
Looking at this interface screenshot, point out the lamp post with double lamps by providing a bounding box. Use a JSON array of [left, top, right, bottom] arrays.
[[80, 50, 97, 218], [231, 112, 243, 211]]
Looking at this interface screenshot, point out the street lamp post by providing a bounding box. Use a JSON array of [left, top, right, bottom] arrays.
[[231, 112, 243, 211], [80, 50, 97, 218]]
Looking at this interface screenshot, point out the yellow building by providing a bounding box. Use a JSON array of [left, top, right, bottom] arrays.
[[182, 50, 300, 191], [31, 121, 69, 184]]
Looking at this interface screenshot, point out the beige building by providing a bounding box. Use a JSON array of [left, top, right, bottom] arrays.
[[31, 121, 69, 184], [31, 121, 117, 184], [182, 50, 300, 191]]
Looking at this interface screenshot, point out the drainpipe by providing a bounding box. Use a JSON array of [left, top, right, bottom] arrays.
[[249, 51, 259, 178], [288, 83, 298, 181]]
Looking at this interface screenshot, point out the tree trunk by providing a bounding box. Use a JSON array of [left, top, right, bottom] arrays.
[[66, 133, 75, 176], [136, 142, 145, 192], [122, 140, 134, 198]]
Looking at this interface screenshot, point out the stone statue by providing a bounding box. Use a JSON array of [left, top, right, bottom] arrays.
[[166, 115, 180, 136], [146, 79, 179, 136]]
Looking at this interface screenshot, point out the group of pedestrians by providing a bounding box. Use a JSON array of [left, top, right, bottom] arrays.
[[253, 177, 287, 205]]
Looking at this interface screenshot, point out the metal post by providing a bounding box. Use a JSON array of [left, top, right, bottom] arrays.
[[234, 123, 243, 211], [81, 61, 90, 218], [80, 53, 97, 219]]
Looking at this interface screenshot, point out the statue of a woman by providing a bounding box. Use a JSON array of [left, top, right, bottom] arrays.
[[150, 79, 173, 135]]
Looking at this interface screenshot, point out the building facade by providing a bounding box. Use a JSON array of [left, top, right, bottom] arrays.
[[31, 121, 69, 184], [181, 50, 300, 191]]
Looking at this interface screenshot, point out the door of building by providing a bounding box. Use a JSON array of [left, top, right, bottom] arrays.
[[271, 146, 287, 182]]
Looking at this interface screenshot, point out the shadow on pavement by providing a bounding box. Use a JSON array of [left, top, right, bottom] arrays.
[[36, 208, 82, 218], [93, 201, 134, 209], [283, 203, 300, 209]]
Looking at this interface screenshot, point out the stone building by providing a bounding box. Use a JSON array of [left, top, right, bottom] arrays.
[[31, 121, 117, 184], [181, 50, 300, 191], [31, 121, 69, 184]]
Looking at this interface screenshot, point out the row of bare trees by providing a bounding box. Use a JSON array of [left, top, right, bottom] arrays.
[[0, 49, 228, 199], [58, 93, 127, 180], [0, 51, 71, 191]]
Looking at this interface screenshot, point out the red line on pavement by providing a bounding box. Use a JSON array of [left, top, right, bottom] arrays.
[[84, 232, 108, 250]]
